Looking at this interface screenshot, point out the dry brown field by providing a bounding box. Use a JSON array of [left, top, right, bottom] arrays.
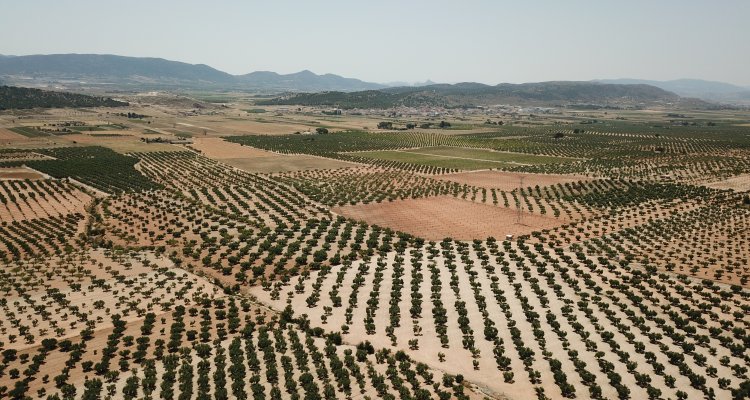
[[194, 119, 314, 135], [0, 167, 44, 180], [190, 137, 356, 173], [704, 173, 750, 191], [437, 170, 593, 191], [58, 133, 181, 153], [334, 196, 568, 240], [0, 128, 26, 142]]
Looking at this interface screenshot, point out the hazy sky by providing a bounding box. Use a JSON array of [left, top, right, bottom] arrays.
[[2, 0, 749, 85]]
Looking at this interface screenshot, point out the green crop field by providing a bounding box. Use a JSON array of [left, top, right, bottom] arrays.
[[71, 123, 127, 132], [9, 126, 50, 138]]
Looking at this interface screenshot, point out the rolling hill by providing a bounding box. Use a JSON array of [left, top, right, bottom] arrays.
[[258, 81, 689, 109], [0, 54, 234, 86], [597, 78, 750, 104], [0, 54, 384, 92], [0, 54, 726, 107], [239, 69, 385, 92], [0, 85, 128, 110]]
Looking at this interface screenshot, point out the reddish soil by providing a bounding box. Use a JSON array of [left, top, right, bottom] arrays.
[[333, 195, 569, 240], [0, 128, 26, 142]]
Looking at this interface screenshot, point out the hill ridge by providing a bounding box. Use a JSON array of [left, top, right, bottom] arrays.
[[258, 81, 699, 108], [0, 53, 384, 92], [0, 85, 127, 109]]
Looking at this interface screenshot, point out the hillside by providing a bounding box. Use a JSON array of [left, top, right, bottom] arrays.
[[239, 69, 385, 91], [0, 54, 234, 87], [258, 81, 686, 108], [0, 54, 384, 92], [598, 78, 750, 104], [0, 85, 128, 110]]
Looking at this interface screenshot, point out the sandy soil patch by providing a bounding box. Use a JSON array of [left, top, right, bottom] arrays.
[[704, 173, 750, 191], [0, 166, 44, 180], [333, 195, 568, 240], [191, 137, 355, 173], [437, 170, 592, 191]]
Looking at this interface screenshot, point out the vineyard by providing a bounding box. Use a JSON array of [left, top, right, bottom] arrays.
[[0, 115, 748, 400]]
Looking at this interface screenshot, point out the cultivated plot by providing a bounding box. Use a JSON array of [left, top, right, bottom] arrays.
[[437, 170, 594, 191], [333, 196, 568, 240], [190, 137, 355, 173]]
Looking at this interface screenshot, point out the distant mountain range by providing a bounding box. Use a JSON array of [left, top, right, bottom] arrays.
[[0, 53, 743, 107], [597, 79, 750, 104], [0, 54, 385, 92], [258, 81, 700, 109], [240, 69, 385, 92], [382, 80, 437, 87]]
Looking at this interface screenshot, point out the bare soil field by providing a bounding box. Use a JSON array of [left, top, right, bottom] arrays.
[[704, 173, 750, 191], [58, 133, 180, 153], [190, 137, 355, 173], [333, 196, 568, 240], [165, 112, 320, 136], [437, 170, 592, 191], [0, 167, 44, 180], [190, 137, 281, 158], [208, 119, 313, 135], [0, 127, 26, 142]]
